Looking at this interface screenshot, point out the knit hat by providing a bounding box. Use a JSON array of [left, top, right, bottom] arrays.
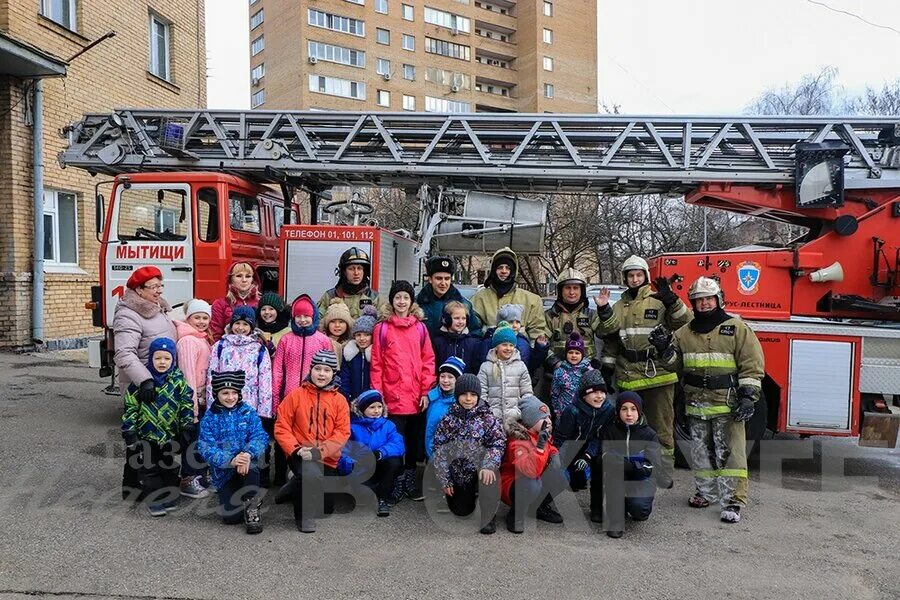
[[259, 292, 285, 313], [356, 389, 384, 413], [147, 337, 177, 386], [126, 266, 162, 290], [439, 356, 465, 379], [519, 394, 551, 428], [185, 298, 211, 318], [310, 349, 338, 371], [579, 369, 607, 398], [565, 332, 586, 355], [210, 370, 245, 401], [389, 280, 415, 304], [492, 321, 517, 348], [497, 304, 524, 324], [426, 255, 455, 277], [351, 304, 377, 335], [454, 373, 481, 402], [323, 298, 354, 331], [230, 305, 257, 329], [292, 295, 315, 318], [616, 391, 643, 417]]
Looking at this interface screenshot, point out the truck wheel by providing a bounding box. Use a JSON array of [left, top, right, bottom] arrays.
[[674, 386, 769, 470]]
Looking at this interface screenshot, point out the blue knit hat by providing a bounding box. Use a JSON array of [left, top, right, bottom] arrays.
[[147, 337, 177, 386], [492, 321, 517, 348], [356, 389, 384, 413], [230, 305, 257, 329], [439, 356, 465, 379]]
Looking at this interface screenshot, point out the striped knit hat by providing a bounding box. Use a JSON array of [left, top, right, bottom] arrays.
[[210, 370, 245, 401], [439, 356, 465, 379], [310, 349, 338, 371]]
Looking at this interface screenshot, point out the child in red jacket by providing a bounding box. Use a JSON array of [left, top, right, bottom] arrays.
[[500, 394, 566, 533], [370, 280, 436, 502]]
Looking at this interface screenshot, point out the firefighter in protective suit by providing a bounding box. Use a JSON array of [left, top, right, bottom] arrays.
[[602, 256, 692, 461], [651, 276, 764, 524], [317, 247, 381, 319], [544, 268, 619, 363]]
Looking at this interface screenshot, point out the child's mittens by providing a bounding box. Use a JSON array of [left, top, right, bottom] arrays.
[[573, 456, 590, 472], [337, 455, 355, 476], [536, 422, 551, 451]]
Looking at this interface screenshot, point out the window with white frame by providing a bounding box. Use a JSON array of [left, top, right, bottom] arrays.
[[425, 95, 472, 113], [543, 83, 554, 98], [402, 4, 414, 20], [42, 0, 77, 30], [377, 90, 391, 107], [425, 67, 470, 89], [43, 190, 78, 266], [543, 1, 552, 16], [308, 41, 365, 67], [424, 7, 470, 33], [375, 0, 388, 14], [543, 28, 553, 43], [309, 74, 366, 100], [308, 8, 365, 36], [402, 64, 415, 80], [376, 58, 391, 75], [376, 28, 390, 44], [250, 9, 264, 29], [251, 89, 265, 108], [402, 34, 415, 51], [251, 35, 265, 56], [251, 63, 265, 83], [543, 56, 553, 71], [345, 0, 364, 4], [149, 13, 171, 81], [403, 95, 416, 110], [425, 37, 470, 60]]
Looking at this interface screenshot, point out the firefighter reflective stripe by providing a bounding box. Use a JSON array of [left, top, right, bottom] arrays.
[[694, 468, 747, 479], [619, 327, 655, 339], [661, 447, 675, 456], [685, 404, 733, 417], [600, 355, 616, 366], [618, 372, 678, 390], [683, 352, 737, 369], [738, 377, 761, 388], [670, 303, 688, 319]]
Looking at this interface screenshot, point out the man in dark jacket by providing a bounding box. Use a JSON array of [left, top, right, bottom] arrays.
[[417, 255, 482, 338]]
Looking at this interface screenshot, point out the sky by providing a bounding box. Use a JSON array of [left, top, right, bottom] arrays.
[[206, 0, 900, 114]]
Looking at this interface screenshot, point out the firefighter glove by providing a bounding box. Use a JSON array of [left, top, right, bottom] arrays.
[[600, 365, 616, 392], [137, 379, 157, 404], [648, 324, 672, 355], [650, 277, 679, 307], [734, 386, 757, 422]]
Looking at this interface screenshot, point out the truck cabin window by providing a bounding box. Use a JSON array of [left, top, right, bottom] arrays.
[[229, 192, 261, 234], [117, 187, 188, 241], [197, 187, 219, 242]]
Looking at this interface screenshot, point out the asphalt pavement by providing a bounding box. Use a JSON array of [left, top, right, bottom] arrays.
[[0, 350, 898, 600]]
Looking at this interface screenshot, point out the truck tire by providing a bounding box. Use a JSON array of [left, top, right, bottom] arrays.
[[673, 386, 769, 470]]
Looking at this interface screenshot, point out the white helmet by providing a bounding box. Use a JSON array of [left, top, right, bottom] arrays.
[[621, 255, 649, 286], [688, 277, 724, 307]]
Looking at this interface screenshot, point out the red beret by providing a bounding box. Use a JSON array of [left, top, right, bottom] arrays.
[[127, 266, 163, 290]]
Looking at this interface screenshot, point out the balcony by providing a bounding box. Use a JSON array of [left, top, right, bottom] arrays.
[[473, 8, 516, 31], [472, 32, 516, 59], [474, 51, 516, 79]]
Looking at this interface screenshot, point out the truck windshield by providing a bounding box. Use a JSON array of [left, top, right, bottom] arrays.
[[116, 186, 188, 241]]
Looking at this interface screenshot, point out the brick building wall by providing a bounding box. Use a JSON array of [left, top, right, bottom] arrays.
[[0, 0, 206, 348]]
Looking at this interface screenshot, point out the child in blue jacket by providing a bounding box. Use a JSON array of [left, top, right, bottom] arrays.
[[198, 370, 269, 534], [197, 371, 269, 533], [340, 305, 377, 401], [479, 304, 548, 375], [338, 389, 405, 516], [424, 356, 466, 460]]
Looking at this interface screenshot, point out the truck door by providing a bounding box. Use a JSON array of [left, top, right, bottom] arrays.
[[105, 183, 195, 322]]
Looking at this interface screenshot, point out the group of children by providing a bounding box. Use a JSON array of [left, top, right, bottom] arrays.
[[121, 261, 671, 537]]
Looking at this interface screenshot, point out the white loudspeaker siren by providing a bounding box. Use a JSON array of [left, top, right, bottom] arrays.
[[809, 261, 844, 283]]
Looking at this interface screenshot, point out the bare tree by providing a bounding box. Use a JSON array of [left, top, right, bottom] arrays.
[[844, 80, 900, 115], [746, 66, 841, 115]]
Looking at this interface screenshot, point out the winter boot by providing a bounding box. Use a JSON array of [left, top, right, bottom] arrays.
[[720, 505, 741, 523], [297, 516, 316, 533], [505, 511, 524, 534], [147, 503, 167, 517], [535, 497, 564, 524], [180, 475, 210, 499], [388, 473, 406, 506], [607, 529, 624, 539], [479, 517, 496, 535], [589, 510, 604, 524], [377, 499, 391, 517], [404, 468, 425, 501], [243, 498, 263, 534]]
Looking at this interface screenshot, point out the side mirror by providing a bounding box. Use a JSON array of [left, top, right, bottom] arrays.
[[95, 193, 105, 235]]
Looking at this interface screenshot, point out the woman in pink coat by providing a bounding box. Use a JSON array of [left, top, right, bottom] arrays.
[[210, 261, 261, 341], [272, 294, 333, 415], [370, 280, 436, 502]]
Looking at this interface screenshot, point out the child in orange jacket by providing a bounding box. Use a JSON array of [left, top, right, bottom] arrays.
[[273, 349, 350, 533], [499, 395, 566, 533]]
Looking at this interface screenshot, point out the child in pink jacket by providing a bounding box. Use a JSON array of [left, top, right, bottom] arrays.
[[272, 294, 333, 415], [176, 299, 214, 419], [210, 261, 261, 341], [370, 280, 436, 503]]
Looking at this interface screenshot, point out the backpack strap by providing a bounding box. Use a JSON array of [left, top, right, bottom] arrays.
[[379, 321, 426, 349]]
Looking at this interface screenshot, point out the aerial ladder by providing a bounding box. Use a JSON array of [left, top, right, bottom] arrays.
[[61, 109, 900, 446]]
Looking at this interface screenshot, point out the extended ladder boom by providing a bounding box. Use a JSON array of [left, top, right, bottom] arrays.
[[60, 110, 899, 194]]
